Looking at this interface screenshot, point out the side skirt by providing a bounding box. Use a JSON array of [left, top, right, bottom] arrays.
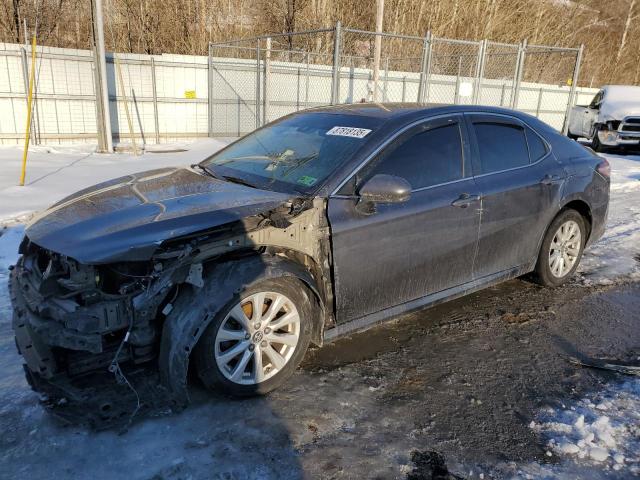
[[323, 265, 530, 343]]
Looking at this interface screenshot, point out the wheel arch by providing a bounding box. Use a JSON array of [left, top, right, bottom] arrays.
[[559, 198, 593, 242], [158, 253, 326, 407]]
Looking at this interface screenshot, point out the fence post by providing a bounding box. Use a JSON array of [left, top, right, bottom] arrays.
[[454, 57, 462, 104], [207, 43, 213, 137], [511, 39, 527, 109], [305, 52, 310, 108], [535, 87, 543, 117], [151, 58, 160, 143], [563, 44, 584, 135], [331, 21, 342, 105], [255, 39, 261, 129], [474, 40, 487, 105], [263, 37, 271, 124], [417, 31, 432, 103], [383, 57, 389, 102]]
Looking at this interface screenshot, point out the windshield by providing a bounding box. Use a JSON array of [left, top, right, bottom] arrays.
[[200, 113, 380, 194]]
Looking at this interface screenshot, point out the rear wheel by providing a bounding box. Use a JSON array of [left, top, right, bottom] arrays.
[[194, 276, 312, 397], [534, 210, 586, 287], [567, 132, 579, 141]]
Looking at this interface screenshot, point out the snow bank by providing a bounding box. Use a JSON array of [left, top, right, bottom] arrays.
[[0, 139, 228, 222], [529, 379, 640, 476], [578, 152, 640, 284]]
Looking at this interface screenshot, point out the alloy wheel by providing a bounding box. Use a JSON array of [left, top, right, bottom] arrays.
[[214, 292, 301, 385], [548, 220, 581, 278]]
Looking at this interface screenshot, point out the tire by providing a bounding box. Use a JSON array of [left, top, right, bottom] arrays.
[[567, 132, 579, 141], [591, 127, 607, 153], [533, 209, 586, 287], [194, 276, 312, 397]]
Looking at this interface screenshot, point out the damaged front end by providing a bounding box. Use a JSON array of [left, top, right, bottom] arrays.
[[10, 194, 332, 426]]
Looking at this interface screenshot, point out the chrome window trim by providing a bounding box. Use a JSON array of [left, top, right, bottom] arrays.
[[330, 175, 474, 200], [330, 113, 465, 196]]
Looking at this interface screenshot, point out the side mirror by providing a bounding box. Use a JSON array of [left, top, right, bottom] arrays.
[[358, 174, 411, 205]]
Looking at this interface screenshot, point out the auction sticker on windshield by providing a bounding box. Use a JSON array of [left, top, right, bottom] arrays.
[[326, 126, 372, 138]]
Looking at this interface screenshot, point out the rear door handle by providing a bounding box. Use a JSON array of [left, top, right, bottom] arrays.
[[451, 193, 481, 208], [540, 174, 562, 185]]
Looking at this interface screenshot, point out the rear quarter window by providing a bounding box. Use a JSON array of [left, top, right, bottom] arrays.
[[525, 127, 548, 162]]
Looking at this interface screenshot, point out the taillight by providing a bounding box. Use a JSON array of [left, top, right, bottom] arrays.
[[597, 158, 611, 178]]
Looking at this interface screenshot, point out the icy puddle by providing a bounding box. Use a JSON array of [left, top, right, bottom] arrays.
[[521, 378, 640, 478]]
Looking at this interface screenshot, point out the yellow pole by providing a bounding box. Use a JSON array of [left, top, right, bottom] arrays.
[[19, 34, 37, 186], [115, 55, 139, 155]]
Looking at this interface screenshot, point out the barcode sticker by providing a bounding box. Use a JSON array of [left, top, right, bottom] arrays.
[[326, 126, 372, 138]]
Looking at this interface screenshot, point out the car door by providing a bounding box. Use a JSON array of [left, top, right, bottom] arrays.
[[583, 90, 603, 137], [465, 113, 566, 279], [327, 115, 481, 323]]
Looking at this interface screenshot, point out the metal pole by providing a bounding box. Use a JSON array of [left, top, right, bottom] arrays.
[[207, 43, 213, 137], [535, 88, 543, 117], [92, 0, 113, 152], [454, 57, 462, 104], [20, 48, 34, 146], [417, 31, 431, 103], [305, 52, 310, 108], [402, 76, 406, 102], [372, 0, 385, 102], [383, 57, 389, 102], [511, 39, 527, 109], [500, 83, 506, 106], [115, 55, 138, 155], [563, 44, 584, 134], [263, 37, 271, 125], [255, 39, 261, 128], [474, 40, 487, 105], [331, 21, 342, 104], [151, 57, 160, 144]]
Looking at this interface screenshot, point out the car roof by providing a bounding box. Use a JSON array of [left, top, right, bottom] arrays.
[[303, 102, 552, 131]]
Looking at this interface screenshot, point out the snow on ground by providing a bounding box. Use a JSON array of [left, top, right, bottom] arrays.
[[529, 380, 640, 476], [578, 152, 640, 284], [0, 139, 228, 221], [0, 142, 639, 478]]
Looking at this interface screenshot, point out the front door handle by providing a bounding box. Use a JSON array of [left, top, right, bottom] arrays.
[[540, 174, 562, 185], [451, 193, 481, 208]]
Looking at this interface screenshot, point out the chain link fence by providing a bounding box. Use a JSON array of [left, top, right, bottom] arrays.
[[209, 24, 584, 135], [0, 28, 587, 146]]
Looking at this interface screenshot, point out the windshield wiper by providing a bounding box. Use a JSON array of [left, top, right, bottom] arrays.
[[221, 175, 257, 189], [191, 163, 222, 180]]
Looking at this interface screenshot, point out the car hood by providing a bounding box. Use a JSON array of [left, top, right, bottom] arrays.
[[25, 167, 292, 264], [599, 101, 640, 122]]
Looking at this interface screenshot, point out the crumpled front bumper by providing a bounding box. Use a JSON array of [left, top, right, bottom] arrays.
[[10, 256, 133, 382]]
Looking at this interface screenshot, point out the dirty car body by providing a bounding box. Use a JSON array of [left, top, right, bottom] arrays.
[[10, 104, 609, 409]]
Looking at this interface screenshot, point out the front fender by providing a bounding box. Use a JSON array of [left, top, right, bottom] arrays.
[[158, 254, 324, 408]]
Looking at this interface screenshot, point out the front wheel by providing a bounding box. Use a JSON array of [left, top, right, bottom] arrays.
[[533, 210, 586, 287], [591, 127, 607, 153], [194, 276, 312, 397], [567, 131, 579, 141]]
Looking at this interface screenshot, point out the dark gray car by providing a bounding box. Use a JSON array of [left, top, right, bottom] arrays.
[[10, 104, 609, 408]]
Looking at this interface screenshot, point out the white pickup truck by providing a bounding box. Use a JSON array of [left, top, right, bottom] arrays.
[[567, 85, 640, 151]]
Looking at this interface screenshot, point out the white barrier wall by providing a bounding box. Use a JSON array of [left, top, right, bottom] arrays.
[[0, 42, 599, 145]]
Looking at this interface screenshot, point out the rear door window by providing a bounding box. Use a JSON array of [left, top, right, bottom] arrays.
[[472, 121, 530, 174], [360, 121, 465, 190]]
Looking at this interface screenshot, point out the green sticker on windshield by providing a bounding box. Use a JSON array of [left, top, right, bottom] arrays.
[[297, 175, 318, 187]]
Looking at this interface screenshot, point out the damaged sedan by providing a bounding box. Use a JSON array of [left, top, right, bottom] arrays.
[[10, 104, 609, 409]]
